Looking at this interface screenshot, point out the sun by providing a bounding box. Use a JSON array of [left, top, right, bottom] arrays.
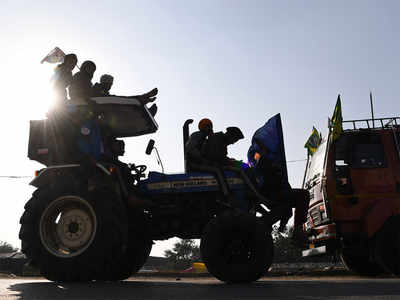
[[9, 65, 59, 122]]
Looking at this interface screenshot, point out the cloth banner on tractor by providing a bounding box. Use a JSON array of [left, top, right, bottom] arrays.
[[247, 113, 290, 189]]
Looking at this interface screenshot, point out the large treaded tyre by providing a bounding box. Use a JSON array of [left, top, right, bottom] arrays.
[[98, 211, 153, 281], [374, 216, 400, 276], [19, 183, 128, 282], [200, 213, 273, 283], [340, 252, 384, 276]]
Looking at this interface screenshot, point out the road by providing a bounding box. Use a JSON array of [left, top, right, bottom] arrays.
[[1, 276, 400, 300]]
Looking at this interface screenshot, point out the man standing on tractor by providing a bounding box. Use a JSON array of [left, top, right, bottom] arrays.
[[50, 53, 78, 105]]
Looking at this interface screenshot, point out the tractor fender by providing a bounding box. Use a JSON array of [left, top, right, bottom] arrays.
[[364, 198, 400, 237], [30, 163, 111, 188]]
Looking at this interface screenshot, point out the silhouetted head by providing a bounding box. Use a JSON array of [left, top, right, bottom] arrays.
[[198, 118, 213, 135], [100, 74, 114, 92], [81, 60, 96, 78], [225, 127, 244, 145], [63, 53, 77, 71]]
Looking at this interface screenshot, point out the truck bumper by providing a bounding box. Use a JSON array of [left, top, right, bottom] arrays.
[[302, 245, 327, 257], [302, 223, 338, 257]]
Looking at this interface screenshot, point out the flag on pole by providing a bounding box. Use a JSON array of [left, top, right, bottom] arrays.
[[304, 126, 322, 156], [331, 94, 343, 142], [40, 47, 65, 64]]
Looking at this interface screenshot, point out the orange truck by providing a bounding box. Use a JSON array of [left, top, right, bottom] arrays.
[[302, 115, 400, 276]]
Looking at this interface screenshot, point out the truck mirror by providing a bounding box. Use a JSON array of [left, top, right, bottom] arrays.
[[145, 139, 155, 155]]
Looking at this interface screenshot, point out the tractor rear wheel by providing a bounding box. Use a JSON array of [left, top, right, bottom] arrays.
[[19, 183, 128, 282]]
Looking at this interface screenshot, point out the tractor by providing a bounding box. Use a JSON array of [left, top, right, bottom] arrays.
[[20, 96, 289, 283]]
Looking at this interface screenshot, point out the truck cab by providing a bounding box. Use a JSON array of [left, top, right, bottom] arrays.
[[302, 116, 400, 276]]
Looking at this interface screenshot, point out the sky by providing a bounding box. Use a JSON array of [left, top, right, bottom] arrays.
[[1, 0, 400, 256]]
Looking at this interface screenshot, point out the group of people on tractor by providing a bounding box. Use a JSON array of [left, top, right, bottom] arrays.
[[47, 52, 309, 245], [47, 52, 158, 163], [185, 118, 310, 244], [50, 53, 158, 115], [47, 52, 162, 208]]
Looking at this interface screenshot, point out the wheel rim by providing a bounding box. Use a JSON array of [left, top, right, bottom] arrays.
[[40, 196, 97, 258]]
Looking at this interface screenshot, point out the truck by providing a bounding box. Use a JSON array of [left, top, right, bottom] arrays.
[[302, 112, 400, 276], [20, 97, 290, 283]]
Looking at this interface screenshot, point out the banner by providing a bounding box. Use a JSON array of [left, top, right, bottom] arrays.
[[40, 47, 65, 64], [247, 113, 290, 189]]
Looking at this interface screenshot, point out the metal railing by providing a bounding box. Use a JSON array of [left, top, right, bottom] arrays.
[[342, 117, 400, 130]]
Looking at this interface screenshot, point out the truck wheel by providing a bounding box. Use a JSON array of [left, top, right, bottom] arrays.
[[374, 216, 400, 275], [98, 212, 153, 281], [200, 213, 273, 283], [19, 184, 128, 282], [340, 252, 383, 276]]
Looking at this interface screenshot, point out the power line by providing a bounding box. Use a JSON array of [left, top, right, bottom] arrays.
[[0, 176, 32, 179], [287, 159, 307, 163]]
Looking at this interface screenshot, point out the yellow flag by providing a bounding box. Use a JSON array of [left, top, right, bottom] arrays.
[[331, 95, 343, 141], [304, 127, 321, 156]]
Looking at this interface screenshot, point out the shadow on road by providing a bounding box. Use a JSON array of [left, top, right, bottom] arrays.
[[7, 279, 400, 300]]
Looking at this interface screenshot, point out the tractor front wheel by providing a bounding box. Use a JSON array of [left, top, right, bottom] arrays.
[[200, 213, 273, 283]]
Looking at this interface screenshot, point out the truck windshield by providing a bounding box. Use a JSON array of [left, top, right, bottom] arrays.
[[335, 132, 386, 169]]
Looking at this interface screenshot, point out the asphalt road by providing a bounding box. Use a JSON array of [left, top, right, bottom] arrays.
[[1, 276, 400, 300]]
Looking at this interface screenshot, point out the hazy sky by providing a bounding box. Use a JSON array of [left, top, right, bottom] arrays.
[[1, 0, 400, 256]]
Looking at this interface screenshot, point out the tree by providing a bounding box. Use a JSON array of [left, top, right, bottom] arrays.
[[272, 225, 302, 263], [164, 239, 201, 270], [0, 241, 18, 253]]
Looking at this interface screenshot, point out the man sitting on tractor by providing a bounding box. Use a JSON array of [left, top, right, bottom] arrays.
[[185, 119, 232, 198], [91, 73, 158, 116], [201, 126, 270, 204]]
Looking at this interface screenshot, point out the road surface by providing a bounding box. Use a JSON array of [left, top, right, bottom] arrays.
[[1, 276, 400, 299]]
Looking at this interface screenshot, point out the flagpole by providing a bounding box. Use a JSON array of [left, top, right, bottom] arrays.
[[302, 154, 310, 189], [370, 92, 375, 128]]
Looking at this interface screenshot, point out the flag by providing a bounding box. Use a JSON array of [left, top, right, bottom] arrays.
[[304, 126, 321, 156], [40, 47, 65, 64], [247, 113, 290, 190], [331, 94, 343, 141]]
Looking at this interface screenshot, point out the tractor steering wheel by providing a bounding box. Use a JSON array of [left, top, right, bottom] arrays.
[[133, 164, 147, 175]]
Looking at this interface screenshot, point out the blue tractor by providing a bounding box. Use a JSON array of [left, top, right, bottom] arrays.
[[20, 97, 288, 283]]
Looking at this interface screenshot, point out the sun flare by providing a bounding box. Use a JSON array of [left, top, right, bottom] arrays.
[[8, 65, 61, 122]]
